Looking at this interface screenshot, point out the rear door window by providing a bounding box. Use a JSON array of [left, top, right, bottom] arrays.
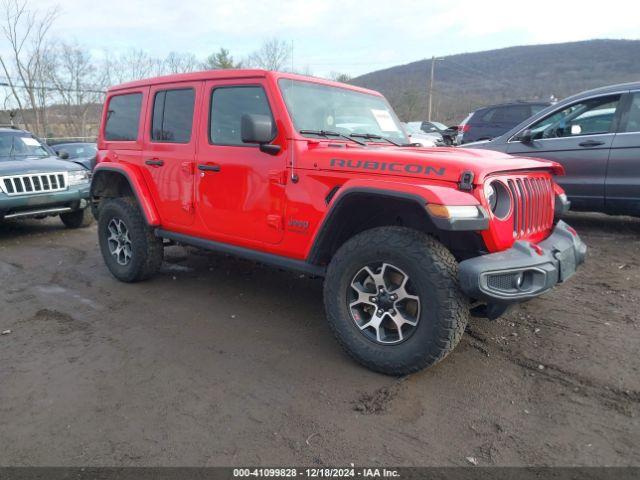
[[493, 105, 531, 124], [105, 93, 143, 141], [151, 88, 195, 143], [622, 93, 640, 133]]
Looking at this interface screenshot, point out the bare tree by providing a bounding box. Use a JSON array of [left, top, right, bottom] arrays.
[[163, 51, 199, 74], [47, 41, 106, 138], [247, 38, 290, 71], [0, 0, 58, 135], [101, 48, 158, 85]]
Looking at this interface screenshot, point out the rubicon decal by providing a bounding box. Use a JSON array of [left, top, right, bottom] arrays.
[[330, 158, 446, 177]]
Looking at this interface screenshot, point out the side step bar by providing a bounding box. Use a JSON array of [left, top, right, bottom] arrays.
[[4, 206, 73, 219], [155, 229, 326, 277]]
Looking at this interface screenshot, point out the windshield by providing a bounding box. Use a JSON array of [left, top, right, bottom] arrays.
[[278, 79, 408, 144], [0, 132, 51, 159]]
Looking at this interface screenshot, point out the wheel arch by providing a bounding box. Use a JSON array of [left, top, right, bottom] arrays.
[[307, 187, 486, 266], [91, 165, 160, 226]]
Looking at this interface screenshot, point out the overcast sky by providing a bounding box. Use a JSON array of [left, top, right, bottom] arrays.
[[18, 0, 640, 77]]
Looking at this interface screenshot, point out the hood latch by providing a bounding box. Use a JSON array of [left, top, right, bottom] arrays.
[[458, 170, 475, 191]]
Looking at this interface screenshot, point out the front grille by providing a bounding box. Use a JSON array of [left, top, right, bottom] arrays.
[[506, 175, 554, 239], [0, 172, 68, 197]]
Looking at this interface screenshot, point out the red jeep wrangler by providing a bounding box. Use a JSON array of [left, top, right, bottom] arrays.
[[91, 70, 586, 375]]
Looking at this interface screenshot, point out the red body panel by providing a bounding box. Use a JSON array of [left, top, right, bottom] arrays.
[[95, 69, 565, 260]]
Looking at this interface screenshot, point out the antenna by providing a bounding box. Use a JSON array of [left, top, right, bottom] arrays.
[[291, 40, 294, 72]]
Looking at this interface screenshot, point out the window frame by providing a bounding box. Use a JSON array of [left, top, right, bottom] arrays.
[[208, 84, 277, 148], [508, 92, 627, 143], [103, 92, 144, 142], [150, 87, 196, 144]]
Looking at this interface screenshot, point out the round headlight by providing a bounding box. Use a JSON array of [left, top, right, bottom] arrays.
[[485, 183, 497, 211], [485, 181, 511, 219]]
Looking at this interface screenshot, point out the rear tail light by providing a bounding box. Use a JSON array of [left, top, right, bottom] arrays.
[[460, 124, 471, 133]]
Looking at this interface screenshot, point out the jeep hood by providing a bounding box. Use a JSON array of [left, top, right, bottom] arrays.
[[307, 143, 563, 184], [0, 156, 85, 176]]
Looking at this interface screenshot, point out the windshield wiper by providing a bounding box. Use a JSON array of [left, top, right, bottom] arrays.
[[299, 129, 367, 146], [349, 133, 403, 146]]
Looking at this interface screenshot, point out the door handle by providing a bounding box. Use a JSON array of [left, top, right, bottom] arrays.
[[145, 159, 164, 166], [198, 164, 221, 172], [578, 140, 605, 147]]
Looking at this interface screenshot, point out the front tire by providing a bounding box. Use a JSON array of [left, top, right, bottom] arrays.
[[323, 227, 469, 375], [60, 208, 93, 228], [98, 197, 163, 282]]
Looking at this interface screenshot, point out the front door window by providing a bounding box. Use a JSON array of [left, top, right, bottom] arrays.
[[527, 95, 621, 140]]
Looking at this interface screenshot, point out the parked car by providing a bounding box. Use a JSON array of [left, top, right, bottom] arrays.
[[0, 127, 93, 227], [91, 70, 585, 375], [457, 101, 550, 144], [403, 122, 440, 146], [420, 121, 449, 134], [418, 121, 458, 146], [465, 82, 640, 217], [53, 142, 97, 170]]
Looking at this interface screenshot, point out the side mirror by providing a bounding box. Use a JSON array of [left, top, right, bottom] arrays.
[[518, 128, 533, 144], [241, 114, 280, 154], [58, 150, 70, 160]]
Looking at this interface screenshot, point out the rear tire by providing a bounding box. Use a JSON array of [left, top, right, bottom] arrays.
[[323, 226, 469, 375], [60, 208, 93, 228], [98, 197, 163, 282]]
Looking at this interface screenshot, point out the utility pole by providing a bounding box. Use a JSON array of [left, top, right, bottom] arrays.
[[427, 56, 443, 121]]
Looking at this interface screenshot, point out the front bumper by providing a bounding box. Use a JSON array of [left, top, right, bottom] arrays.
[[458, 221, 587, 304], [0, 184, 91, 219]]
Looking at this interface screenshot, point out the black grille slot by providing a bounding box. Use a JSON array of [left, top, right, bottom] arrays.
[[1, 173, 68, 196], [487, 273, 519, 292]]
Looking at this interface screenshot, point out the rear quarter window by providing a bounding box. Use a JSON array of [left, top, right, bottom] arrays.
[[104, 93, 143, 141], [475, 108, 494, 123], [494, 106, 531, 123]]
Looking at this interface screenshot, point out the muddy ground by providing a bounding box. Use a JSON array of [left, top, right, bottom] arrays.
[[0, 212, 638, 466]]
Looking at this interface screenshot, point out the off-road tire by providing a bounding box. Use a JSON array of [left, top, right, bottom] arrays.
[[323, 226, 469, 375], [60, 208, 93, 228], [98, 197, 163, 282]]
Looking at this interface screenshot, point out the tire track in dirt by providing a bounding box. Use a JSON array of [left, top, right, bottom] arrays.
[[465, 326, 639, 417]]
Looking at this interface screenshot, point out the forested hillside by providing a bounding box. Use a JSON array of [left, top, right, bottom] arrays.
[[351, 39, 640, 124]]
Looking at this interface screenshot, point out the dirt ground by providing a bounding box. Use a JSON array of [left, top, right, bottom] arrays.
[[0, 212, 638, 467]]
